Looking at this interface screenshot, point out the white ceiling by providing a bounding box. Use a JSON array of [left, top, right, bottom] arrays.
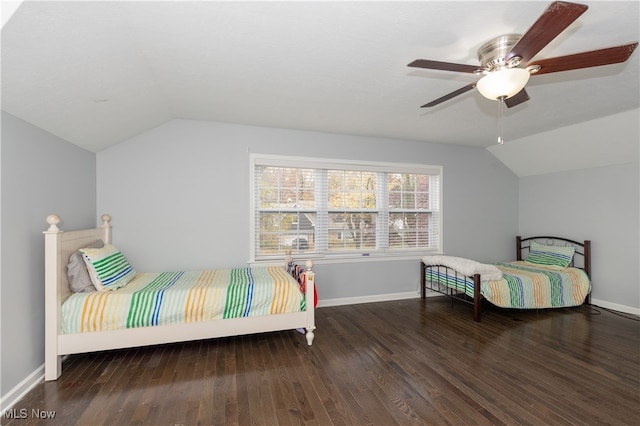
[[1, 1, 639, 153]]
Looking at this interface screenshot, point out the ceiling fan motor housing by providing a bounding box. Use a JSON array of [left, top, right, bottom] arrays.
[[477, 34, 522, 72]]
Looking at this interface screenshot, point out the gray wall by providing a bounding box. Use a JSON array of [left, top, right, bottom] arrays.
[[0, 112, 96, 399], [519, 162, 640, 309], [97, 119, 519, 301]]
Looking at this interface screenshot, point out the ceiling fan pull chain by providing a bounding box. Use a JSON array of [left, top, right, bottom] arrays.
[[497, 97, 505, 144]]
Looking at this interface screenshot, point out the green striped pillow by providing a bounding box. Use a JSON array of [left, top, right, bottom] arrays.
[[80, 244, 136, 291], [525, 241, 575, 270]]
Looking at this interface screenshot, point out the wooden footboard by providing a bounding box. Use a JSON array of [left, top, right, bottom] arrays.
[[44, 214, 316, 381]]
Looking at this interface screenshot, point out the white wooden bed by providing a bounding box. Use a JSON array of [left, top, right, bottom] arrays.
[[43, 214, 316, 381]]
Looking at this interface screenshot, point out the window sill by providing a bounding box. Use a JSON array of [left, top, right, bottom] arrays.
[[249, 250, 443, 267]]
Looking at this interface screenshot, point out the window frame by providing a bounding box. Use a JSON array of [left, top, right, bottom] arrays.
[[250, 154, 443, 263]]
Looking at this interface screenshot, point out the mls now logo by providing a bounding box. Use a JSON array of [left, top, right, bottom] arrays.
[[3, 408, 56, 419]]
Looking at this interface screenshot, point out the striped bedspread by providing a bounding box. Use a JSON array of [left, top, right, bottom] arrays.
[[425, 261, 591, 309], [62, 266, 305, 334]]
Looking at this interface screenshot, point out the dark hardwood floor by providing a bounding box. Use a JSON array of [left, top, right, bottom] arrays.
[[4, 297, 639, 425]]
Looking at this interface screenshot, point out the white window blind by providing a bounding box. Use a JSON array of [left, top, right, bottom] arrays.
[[251, 154, 442, 261]]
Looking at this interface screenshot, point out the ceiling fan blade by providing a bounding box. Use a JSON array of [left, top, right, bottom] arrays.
[[420, 83, 477, 108], [507, 1, 588, 64], [529, 42, 639, 75], [504, 89, 530, 108], [408, 59, 479, 74]]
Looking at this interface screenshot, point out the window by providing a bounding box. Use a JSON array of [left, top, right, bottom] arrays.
[[250, 154, 441, 261]]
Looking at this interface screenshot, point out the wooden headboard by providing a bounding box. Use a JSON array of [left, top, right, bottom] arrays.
[[44, 214, 112, 304], [43, 213, 113, 354]]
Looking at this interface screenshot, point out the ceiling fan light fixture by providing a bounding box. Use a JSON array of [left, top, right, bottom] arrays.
[[476, 68, 530, 100]]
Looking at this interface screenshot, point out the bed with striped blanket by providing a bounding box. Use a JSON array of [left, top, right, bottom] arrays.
[[421, 236, 591, 321], [44, 214, 316, 381]]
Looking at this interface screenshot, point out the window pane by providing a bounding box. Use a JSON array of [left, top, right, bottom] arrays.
[[416, 192, 430, 209], [402, 193, 415, 209], [258, 212, 316, 253], [388, 173, 401, 209], [388, 173, 434, 210], [388, 212, 431, 248], [297, 169, 316, 208], [258, 212, 292, 254], [328, 212, 376, 250], [328, 170, 376, 210], [416, 213, 431, 246], [416, 174, 430, 209], [402, 174, 416, 191], [258, 166, 315, 209]]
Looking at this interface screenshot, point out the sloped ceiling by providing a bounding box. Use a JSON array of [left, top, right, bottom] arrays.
[[1, 1, 639, 164], [488, 108, 639, 176]]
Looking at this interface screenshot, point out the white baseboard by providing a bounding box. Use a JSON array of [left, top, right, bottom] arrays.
[[317, 293, 640, 317], [0, 364, 44, 414], [316, 290, 443, 308], [590, 298, 640, 316]]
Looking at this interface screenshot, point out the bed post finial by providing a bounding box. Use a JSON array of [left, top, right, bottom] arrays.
[[305, 260, 313, 271], [45, 214, 61, 232], [100, 214, 112, 244], [101, 214, 112, 226]]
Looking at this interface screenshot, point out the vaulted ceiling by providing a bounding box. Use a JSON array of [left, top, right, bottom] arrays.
[[2, 1, 638, 154]]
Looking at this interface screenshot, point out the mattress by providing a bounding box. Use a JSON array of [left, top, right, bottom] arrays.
[[62, 266, 305, 333]]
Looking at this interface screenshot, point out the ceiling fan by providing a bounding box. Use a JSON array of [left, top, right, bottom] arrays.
[[408, 1, 638, 110]]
